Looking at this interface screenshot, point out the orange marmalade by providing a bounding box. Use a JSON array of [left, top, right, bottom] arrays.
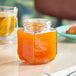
[[18, 19, 57, 64]]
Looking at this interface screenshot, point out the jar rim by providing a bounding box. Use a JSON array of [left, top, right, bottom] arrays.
[[0, 6, 17, 9], [23, 18, 51, 28], [23, 18, 51, 24]]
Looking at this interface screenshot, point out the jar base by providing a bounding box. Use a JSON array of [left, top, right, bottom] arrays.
[[20, 59, 55, 65]]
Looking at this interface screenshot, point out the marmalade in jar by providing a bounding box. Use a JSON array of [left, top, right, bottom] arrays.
[[18, 19, 57, 64]]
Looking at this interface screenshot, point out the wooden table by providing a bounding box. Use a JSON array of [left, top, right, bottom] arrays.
[[0, 37, 76, 76]]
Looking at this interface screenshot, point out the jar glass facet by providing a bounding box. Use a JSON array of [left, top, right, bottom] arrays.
[[18, 19, 57, 64]]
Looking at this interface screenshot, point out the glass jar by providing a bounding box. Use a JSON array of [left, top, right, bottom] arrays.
[[18, 18, 57, 64], [0, 6, 18, 44]]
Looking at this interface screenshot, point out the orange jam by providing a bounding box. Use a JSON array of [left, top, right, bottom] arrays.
[[18, 29, 57, 64], [0, 12, 16, 36]]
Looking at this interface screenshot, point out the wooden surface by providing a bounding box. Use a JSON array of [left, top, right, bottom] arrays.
[[0, 37, 76, 76]]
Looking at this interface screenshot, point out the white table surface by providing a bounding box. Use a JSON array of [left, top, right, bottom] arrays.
[[0, 36, 76, 76]]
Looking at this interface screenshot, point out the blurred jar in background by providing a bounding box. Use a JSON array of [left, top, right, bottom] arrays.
[[0, 6, 18, 44]]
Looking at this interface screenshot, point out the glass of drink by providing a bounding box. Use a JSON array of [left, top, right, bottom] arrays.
[[18, 18, 57, 64], [0, 6, 18, 44]]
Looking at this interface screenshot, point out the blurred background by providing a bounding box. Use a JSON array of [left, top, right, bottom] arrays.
[[0, 0, 76, 27]]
